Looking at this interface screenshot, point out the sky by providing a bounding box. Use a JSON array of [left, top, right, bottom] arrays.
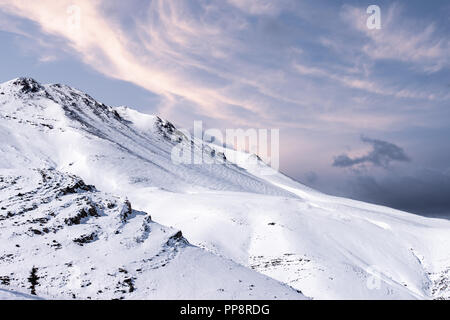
[[0, 0, 449, 216]]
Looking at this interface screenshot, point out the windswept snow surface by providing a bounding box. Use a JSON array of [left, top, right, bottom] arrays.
[[1, 78, 449, 299], [0, 168, 304, 300]]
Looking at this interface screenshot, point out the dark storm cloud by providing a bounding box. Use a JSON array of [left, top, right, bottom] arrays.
[[348, 169, 450, 217], [329, 136, 450, 217], [304, 171, 318, 184], [333, 136, 411, 168]]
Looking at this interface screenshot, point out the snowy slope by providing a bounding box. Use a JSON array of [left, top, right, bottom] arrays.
[[0, 167, 305, 300], [1, 77, 449, 300], [0, 78, 291, 196], [0, 288, 41, 300]]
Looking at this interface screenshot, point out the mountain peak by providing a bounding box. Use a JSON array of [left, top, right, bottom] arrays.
[[9, 77, 44, 93], [1, 77, 44, 93]]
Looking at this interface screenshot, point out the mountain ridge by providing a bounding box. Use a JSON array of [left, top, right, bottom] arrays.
[[0, 167, 305, 299], [1, 77, 449, 299]]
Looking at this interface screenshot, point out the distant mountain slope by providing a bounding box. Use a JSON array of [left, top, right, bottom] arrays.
[[0, 167, 305, 300], [1, 78, 449, 299]]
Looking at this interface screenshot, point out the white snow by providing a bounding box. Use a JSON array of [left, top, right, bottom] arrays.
[[0, 77, 449, 300], [0, 288, 41, 300], [0, 168, 304, 300]]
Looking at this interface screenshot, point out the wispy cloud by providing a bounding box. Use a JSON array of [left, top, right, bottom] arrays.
[[293, 62, 439, 100], [341, 3, 450, 73], [0, 0, 447, 130], [226, 0, 287, 16], [0, 0, 271, 125]]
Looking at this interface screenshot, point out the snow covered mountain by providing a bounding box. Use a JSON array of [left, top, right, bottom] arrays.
[[0, 78, 306, 300], [0, 77, 449, 300], [0, 167, 304, 300]]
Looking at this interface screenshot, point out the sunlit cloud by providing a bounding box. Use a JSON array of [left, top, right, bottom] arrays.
[[0, 0, 448, 130], [0, 0, 270, 125]]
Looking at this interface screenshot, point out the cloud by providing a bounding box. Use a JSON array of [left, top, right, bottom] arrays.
[[340, 3, 450, 73], [227, 0, 286, 16], [304, 171, 318, 184], [293, 62, 439, 100], [349, 169, 450, 216], [0, 0, 448, 132], [0, 0, 272, 126], [333, 136, 410, 168], [0, 9, 30, 37]]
